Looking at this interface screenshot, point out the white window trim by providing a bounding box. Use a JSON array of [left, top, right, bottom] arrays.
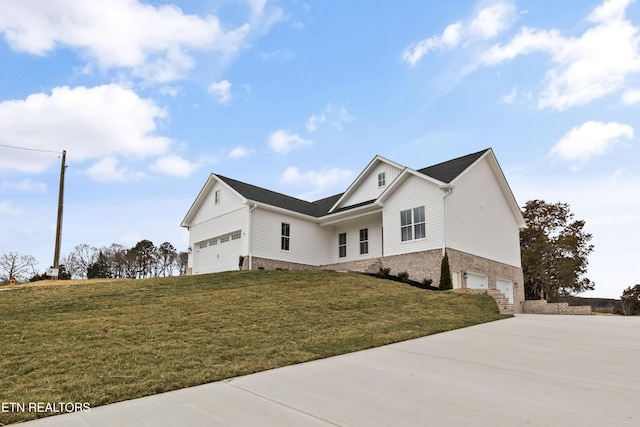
[[378, 172, 386, 187], [214, 189, 221, 205], [401, 206, 426, 242]]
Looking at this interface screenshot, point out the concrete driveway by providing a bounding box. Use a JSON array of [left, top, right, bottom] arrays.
[[19, 314, 640, 426]]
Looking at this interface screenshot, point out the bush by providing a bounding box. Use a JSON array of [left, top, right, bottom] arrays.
[[439, 252, 453, 290], [422, 278, 433, 287], [378, 267, 391, 277], [398, 271, 409, 282]]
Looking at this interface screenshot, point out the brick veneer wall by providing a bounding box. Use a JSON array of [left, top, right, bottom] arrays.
[[523, 300, 592, 315], [244, 248, 525, 313]]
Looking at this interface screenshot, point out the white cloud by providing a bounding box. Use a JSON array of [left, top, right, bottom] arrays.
[[0, 0, 253, 84], [0, 84, 171, 176], [208, 80, 232, 104], [86, 157, 145, 183], [0, 200, 20, 215], [268, 130, 312, 153], [1, 178, 47, 193], [621, 88, 640, 104], [229, 145, 254, 158], [500, 87, 518, 104], [403, 1, 515, 66], [550, 121, 634, 163], [481, 0, 640, 110], [281, 166, 354, 200], [159, 86, 182, 97], [305, 113, 326, 133], [306, 104, 353, 133], [149, 154, 201, 177]]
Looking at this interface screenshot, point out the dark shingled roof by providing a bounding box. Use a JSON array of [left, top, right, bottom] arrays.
[[217, 175, 344, 218], [417, 149, 489, 183], [216, 149, 489, 217]]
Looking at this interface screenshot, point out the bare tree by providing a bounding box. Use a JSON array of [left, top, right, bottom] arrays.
[[157, 242, 177, 277], [176, 251, 189, 276], [70, 244, 98, 279], [0, 252, 38, 284]]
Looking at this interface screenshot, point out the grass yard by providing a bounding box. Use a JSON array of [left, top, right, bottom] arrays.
[[0, 270, 508, 424]]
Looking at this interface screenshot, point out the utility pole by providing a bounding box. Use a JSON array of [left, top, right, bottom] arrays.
[[52, 150, 66, 275]]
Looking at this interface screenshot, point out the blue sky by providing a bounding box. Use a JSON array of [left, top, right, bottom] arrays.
[[1, 0, 638, 298]]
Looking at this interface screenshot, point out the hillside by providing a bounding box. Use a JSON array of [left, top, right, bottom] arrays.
[[0, 270, 508, 424]]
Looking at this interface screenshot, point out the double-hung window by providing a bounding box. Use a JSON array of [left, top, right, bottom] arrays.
[[281, 223, 290, 251], [401, 207, 426, 241], [378, 172, 386, 187], [338, 233, 347, 258], [359, 229, 369, 255]]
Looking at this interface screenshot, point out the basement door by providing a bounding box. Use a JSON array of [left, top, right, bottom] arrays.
[[466, 272, 488, 290], [496, 279, 514, 304]]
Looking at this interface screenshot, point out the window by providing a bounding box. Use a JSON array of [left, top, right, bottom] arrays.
[[401, 206, 426, 241], [359, 229, 368, 255], [199, 242, 207, 249], [414, 207, 426, 239], [209, 239, 217, 246], [378, 172, 386, 187], [401, 209, 412, 241], [338, 233, 347, 258], [231, 233, 241, 240], [281, 223, 290, 251], [214, 190, 221, 204], [220, 236, 229, 243]]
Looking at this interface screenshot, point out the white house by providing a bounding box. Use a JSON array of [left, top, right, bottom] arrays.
[[181, 148, 527, 313]]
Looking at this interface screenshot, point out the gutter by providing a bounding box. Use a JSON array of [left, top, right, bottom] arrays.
[[248, 203, 257, 270], [440, 184, 454, 256]]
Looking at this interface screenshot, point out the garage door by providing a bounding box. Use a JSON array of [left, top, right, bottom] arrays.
[[496, 279, 514, 304], [193, 233, 242, 274], [466, 272, 487, 290]]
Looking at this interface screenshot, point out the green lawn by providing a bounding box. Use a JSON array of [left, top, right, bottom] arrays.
[[0, 270, 508, 424]]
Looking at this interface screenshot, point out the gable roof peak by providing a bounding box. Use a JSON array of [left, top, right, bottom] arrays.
[[417, 148, 491, 183]]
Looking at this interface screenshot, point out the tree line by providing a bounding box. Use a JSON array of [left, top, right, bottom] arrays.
[[0, 240, 188, 283]]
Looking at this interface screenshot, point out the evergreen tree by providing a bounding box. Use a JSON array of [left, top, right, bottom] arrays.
[[439, 252, 453, 290]]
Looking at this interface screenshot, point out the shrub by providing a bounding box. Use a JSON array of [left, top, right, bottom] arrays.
[[439, 252, 453, 290], [398, 271, 409, 282], [422, 278, 433, 287], [378, 267, 391, 277]]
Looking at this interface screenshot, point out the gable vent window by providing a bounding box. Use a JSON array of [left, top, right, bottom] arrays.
[[281, 223, 290, 251], [378, 172, 386, 187], [338, 233, 347, 258], [214, 189, 221, 204], [359, 229, 369, 255], [401, 206, 426, 241]]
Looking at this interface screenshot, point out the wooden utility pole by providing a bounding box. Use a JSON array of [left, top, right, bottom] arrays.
[[52, 150, 66, 273]]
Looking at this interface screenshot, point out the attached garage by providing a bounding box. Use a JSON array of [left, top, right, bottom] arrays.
[[466, 272, 488, 290], [193, 232, 242, 274], [496, 278, 514, 304]]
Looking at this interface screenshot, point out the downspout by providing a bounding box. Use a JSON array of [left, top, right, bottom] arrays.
[[440, 185, 454, 256], [248, 203, 258, 270]]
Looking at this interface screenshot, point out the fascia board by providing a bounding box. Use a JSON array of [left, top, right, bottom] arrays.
[[318, 203, 383, 226], [377, 167, 445, 204], [328, 155, 405, 213], [246, 200, 318, 221], [181, 174, 247, 227]]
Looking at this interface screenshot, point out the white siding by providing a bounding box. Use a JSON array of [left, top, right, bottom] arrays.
[[251, 209, 332, 266], [382, 174, 444, 256], [447, 158, 522, 267], [191, 181, 244, 225], [338, 163, 402, 208], [189, 207, 249, 254], [329, 214, 382, 263]]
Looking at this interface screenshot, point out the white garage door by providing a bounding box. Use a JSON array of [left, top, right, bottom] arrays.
[[193, 233, 242, 274], [496, 279, 514, 304], [466, 272, 488, 290]]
